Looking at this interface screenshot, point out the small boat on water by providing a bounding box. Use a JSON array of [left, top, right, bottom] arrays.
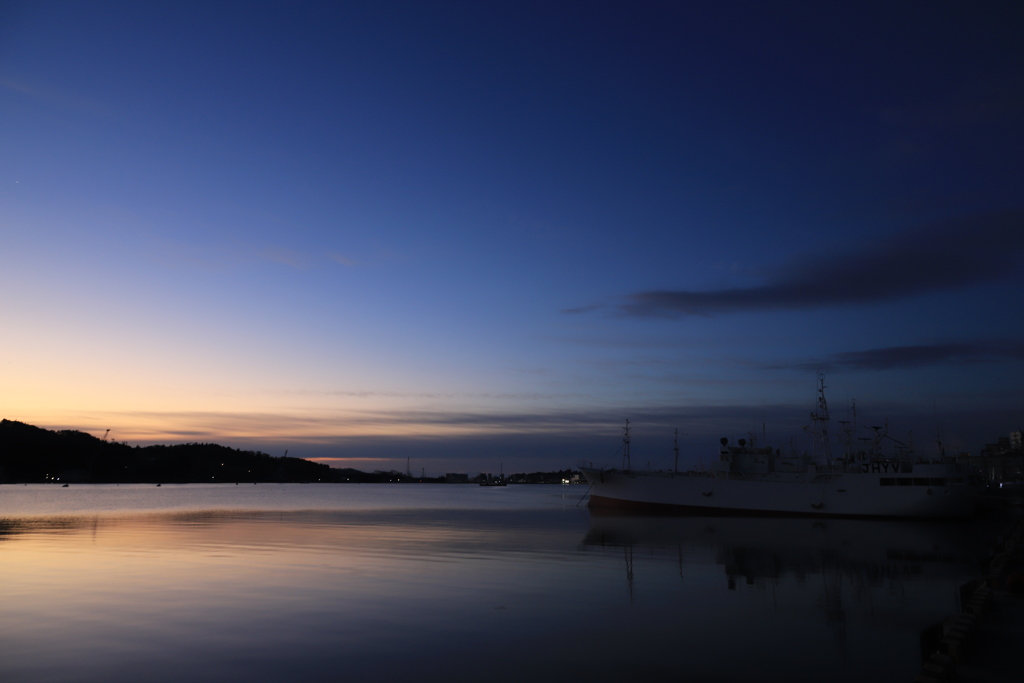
[[581, 377, 981, 519]]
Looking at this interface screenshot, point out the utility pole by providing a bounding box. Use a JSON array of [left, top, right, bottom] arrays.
[[674, 428, 680, 473], [623, 419, 631, 471]]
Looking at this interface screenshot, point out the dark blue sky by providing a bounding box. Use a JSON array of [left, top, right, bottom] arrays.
[[1, 1, 1022, 472]]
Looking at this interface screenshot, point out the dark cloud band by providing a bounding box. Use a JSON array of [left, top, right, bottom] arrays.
[[620, 211, 1024, 317]]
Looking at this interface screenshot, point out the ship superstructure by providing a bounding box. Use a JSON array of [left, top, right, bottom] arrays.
[[581, 377, 979, 518]]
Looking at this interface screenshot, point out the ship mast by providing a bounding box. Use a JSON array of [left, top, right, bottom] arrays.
[[810, 374, 832, 464]]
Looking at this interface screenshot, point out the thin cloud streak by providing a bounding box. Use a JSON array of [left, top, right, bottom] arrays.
[[780, 340, 1024, 372], [26, 400, 1019, 469], [561, 304, 603, 315], [326, 252, 356, 267], [619, 211, 1024, 317], [285, 389, 587, 401], [257, 246, 307, 269], [0, 76, 108, 115], [43, 404, 808, 445], [307, 457, 391, 463]]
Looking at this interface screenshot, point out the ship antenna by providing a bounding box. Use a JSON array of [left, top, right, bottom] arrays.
[[623, 419, 631, 472], [933, 398, 946, 459], [851, 399, 857, 438]]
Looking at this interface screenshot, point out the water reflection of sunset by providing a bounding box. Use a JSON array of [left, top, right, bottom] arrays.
[[0, 485, 997, 683]]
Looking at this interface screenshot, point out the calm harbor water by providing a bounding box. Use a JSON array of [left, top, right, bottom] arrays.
[[0, 484, 998, 682]]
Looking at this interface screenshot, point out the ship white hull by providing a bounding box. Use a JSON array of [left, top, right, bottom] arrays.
[[582, 468, 979, 519]]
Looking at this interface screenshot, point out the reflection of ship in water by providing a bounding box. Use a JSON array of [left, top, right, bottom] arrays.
[[582, 512, 994, 650], [583, 513, 990, 584]]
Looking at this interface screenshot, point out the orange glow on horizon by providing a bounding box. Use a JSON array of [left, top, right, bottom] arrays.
[[0, 405, 603, 446]]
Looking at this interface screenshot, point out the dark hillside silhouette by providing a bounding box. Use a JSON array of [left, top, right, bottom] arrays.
[[0, 419, 332, 483]]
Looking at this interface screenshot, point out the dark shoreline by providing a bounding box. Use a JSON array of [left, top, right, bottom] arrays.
[[0, 419, 575, 485]]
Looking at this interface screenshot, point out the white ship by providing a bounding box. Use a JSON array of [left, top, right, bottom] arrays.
[[581, 378, 980, 519]]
